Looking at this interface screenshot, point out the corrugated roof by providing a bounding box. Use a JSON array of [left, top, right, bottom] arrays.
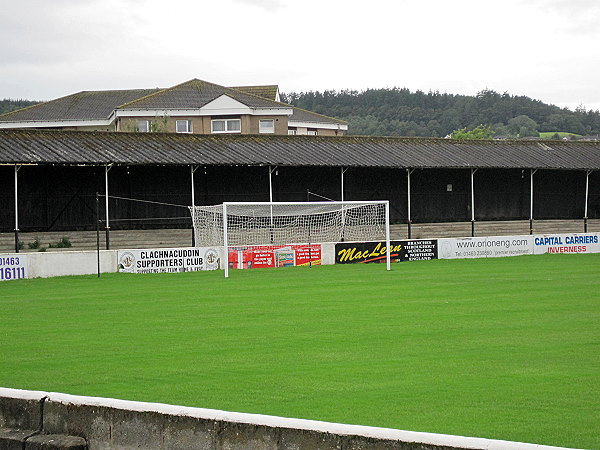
[[1, 129, 599, 170], [0, 89, 160, 122]]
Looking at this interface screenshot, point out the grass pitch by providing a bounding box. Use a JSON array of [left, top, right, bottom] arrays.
[[1, 254, 599, 448]]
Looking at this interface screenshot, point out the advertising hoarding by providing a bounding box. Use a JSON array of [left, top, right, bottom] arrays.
[[335, 240, 438, 264], [228, 244, 321, 269], [437, 236, 533, 259], [0, 254, 28, 281], [532, 233, 600, 255], [118, 247, 220, 274]]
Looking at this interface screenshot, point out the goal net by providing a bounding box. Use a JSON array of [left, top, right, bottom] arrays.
[[189, 201, 390, 276]]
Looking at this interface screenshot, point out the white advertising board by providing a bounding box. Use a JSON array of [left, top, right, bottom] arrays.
[[118, 247, 221, 274], [0, 254, 28, 281], [532, 233, 600, 255], [437, 236, 533, 260]]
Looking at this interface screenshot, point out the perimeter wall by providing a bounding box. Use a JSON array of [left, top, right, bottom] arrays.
[[1, 231, 599, 281], [0, 388, 570, 450]]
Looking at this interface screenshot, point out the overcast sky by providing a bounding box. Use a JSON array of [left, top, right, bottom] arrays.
[[2, 0, 599, 111]]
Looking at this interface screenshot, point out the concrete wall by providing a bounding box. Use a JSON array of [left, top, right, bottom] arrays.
[[0, 388, 570, 450], [0, 244, 338, 279], [26, 250, 117, 278]]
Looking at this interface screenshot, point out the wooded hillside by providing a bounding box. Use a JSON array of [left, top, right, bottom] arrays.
[[282, 89, 600, 138], [0, 99, 39, 115]]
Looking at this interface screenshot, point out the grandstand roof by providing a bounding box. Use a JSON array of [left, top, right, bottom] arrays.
[[1, 129, 599, 170]]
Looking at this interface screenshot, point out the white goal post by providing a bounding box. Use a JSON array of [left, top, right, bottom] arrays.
[[189, 201, 391, 277]]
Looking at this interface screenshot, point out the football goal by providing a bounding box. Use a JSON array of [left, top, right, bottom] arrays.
[[189, 201, 391, 277]]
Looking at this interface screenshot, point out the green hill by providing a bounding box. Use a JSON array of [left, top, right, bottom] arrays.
[[282, 88, 600, 138], [0, 99, 40, 115]]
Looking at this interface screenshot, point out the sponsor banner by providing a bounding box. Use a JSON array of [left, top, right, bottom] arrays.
[[335, 240, 438, 264], [228, 244, 321, 269], [533, 233, 600, 255], [0, 254, 28, 281], [118, 247, 220, 274], [438, 236, 533, 259]]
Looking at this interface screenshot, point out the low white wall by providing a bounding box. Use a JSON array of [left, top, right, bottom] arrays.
[[28, 250, 117, 278], [0, 387, 575, 450], [0, 250, 117, 280], [321, 242, 336, 265], [2, 232, 599, 281]]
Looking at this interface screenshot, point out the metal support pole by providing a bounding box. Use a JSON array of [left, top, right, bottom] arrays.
[[268, 165, 278, 202], [529, 169, 537, 235], [96, 192, 100, 278], [223, 203, 229, 278], [471, 168, 478, 237], [191, 165, 198, 246], [104, 165, 111, 250], [584, 170, 592, 233], [14, 165, 21, 253], [407, 169, 414, 239], [268, 166, 277, 243], [341, 167, 348, 242], [385, 201, 391, 271], [341, 167, 348, 202]]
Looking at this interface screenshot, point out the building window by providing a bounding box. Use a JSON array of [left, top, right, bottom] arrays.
[[211, 118, 241, 133], [176, 120, 193, 133], [259, 119, 275, 134], [137, 120, 150, 133], [307, 128, 318, 136], [288, 129, 297, 135]]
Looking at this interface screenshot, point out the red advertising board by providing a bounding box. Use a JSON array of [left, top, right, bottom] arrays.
[[228, 244, 321, 269]]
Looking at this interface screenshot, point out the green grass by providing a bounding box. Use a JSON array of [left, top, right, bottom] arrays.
[[1, 254, 599, 448], [539, 131, 582, 139]]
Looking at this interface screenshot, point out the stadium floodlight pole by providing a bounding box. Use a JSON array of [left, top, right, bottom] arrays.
[[529, 169, 537, 235], [470, 168, 478, 237], [223, 202, 229, 278], [407, 168, 414, 239], [385, 200, 391, 271], [14, 164, 20, 253], [584, 170, 592, 233]]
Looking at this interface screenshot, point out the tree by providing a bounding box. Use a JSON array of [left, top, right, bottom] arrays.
[[450, 124, 495, 140], [507, 115, 538, 137]]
